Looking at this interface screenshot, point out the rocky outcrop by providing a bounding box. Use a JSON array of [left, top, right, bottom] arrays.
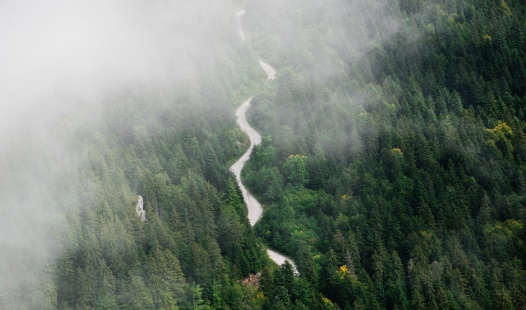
[[136, 195, 146, 222]]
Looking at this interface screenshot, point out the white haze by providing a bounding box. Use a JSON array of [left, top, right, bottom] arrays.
[[0, 0, 235, 305], [0, 0, 228, 135], [244, 0, 404, 157], [0, 0, 405, 305], [243, 0, 405, 114]]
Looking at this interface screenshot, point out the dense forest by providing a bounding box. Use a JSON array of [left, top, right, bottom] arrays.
[[242, 0, 526, 308], [1, 0, 525, 309]]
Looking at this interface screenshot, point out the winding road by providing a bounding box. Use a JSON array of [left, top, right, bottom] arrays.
[[230, 10, 297, 273]]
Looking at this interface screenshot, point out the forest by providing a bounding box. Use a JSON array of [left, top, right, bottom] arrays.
[[242, 0, 526, 308], [0, 0, 525, 309]]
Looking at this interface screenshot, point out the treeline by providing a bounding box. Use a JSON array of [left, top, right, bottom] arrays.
[[243, 0, 526, 308]]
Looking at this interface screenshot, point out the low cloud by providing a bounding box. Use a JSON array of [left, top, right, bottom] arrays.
[[0, 0, 235, 304]]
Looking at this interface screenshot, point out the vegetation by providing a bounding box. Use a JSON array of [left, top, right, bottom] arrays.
[[0, 5, 267, 309], [242, 0, 526, 308], [1, 0, 525, 308]]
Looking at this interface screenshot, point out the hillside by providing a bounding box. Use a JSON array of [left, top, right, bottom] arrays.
[[242, 0, 526, 308], [1, 0, 525, 309], [0, 1, 267, 308]]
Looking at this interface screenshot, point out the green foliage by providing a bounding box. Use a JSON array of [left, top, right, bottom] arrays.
[[2, 0, 526, 308], [243, 0, 526, 308], [284, 154, 308, 186]]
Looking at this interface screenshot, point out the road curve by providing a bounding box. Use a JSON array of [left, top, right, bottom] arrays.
[[230, 10, 297, 274], [230, 96, 262, 226]]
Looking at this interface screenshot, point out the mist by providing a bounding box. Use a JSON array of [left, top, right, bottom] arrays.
[[0, 0, 239, 306], [244, 0, 402, 84], [0, 0, 414, 307], [0, 0, 233, 134], [241, 0, 407, 161]]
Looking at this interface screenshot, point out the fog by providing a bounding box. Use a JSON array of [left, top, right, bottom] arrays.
[[0, 0, 238, 305], [244, 0, 402, 82], [242, 0, 405, 160], [0, 0, 407, 306], [0, 0, 234, 136]]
